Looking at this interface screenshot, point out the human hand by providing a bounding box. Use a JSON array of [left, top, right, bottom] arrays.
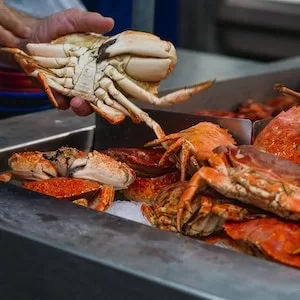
[[25, 8, 114, 116], [0, 1, 32, 46]]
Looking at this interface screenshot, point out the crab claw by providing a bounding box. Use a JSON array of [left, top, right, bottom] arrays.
[[42, 146, 86, 177], [102, 30, 177, 64], [69, 150, 136, 190], [8, 152, 58, 180]]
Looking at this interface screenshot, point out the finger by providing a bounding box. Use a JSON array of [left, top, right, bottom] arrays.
[[70, 97, 94, 116], [35, 9, 114, 43], [52, 91, 70, 110], [0, 25, 19, 47], [0, 7, 31, 38]]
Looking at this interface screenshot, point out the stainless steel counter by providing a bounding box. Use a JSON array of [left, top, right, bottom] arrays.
[[1, 51, 300, 300]]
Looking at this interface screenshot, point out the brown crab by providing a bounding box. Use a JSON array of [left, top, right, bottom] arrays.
[[177, 145, 300, 231], [141, 181, 262, 237], [7, 146, 136, 190]]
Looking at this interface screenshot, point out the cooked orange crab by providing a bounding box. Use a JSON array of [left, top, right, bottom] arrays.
[[23, 177, 115, 211], [224, 217, 300, 269], [254, 105, 300, 164], [145, 122, 236, 181], [122, 171, 180, 204], [7, 146, 136, 190], [1, 31, 214, 139], [177, 145, 300, 232], [141, 181, 262, 237], [102, 147, 176, 177]]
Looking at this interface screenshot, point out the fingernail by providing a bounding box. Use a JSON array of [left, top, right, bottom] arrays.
[[71, 97, 83, 108]]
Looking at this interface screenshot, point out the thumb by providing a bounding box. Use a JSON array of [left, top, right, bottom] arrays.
[[32, 8, 114, 43]]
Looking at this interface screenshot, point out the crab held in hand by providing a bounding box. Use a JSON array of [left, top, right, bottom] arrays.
[[23, 177, 115, 212], [1, 31, 214, 139], [7, 146, 136, 190], [141, 181, 262, 236], [145, 121, 236, 181], [177, 145, 300, 232]]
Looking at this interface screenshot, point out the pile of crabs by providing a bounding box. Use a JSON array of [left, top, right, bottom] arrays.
[[2, 102, 300, 270], [1, 29, 300, 269]]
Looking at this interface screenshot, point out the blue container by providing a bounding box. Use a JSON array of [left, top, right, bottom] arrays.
[[84, 0, 133, 34], [0, 91, 53, 119], [153, 0, 179, 46]]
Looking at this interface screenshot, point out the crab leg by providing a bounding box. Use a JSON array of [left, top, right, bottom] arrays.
[[100, 77, 166, 139], [176, 169, 207, 231], [30, 56, 78, 68], [159, 138, 183, 165], [89, 184, 115, 212], [104, 65, 215, 107], [96, 78, 142, 123], [144, 132, 182, 147], [142, 204, 178, 232], [274, 84, 300, 101], [27, 43, 88, 57]]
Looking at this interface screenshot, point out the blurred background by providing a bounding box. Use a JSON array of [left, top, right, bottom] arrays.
[[83, 0, 300, 62], [2, 0, 300, 118]]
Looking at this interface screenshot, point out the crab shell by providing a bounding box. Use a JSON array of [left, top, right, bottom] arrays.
[[121, 171, 180, 204], [102, 147, 176, 177], [8, 147, 136, 190], [23, 177, 115, 211], [224, 217, 300, 268], [198, 145, 300, 220], [141, 181, 259, 237], [254, 106, 300, 164]]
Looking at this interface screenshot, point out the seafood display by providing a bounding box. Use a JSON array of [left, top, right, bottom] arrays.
[[1, 28, 300, 271], [3, 105, 300, 270], [194, 95, 297, 122], [1, 30, 214, 139]]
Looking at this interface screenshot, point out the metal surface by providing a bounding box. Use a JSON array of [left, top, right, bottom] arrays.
[[94, 109, 252, 149], [160, 49, 263, 90], [137, 67, 300, 114], [253, 118, 272, 139], [218, 0, 300, 60]]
